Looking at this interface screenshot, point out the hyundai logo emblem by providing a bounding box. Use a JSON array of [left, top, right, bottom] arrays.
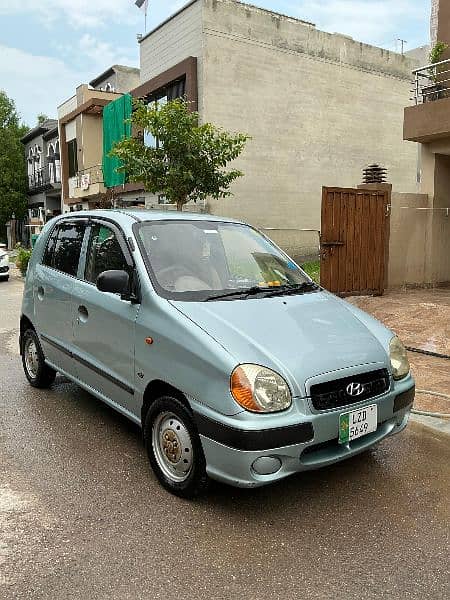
[[346, 382, 365, 397]]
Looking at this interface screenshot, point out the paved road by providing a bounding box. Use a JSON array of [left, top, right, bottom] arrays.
[[1, 274, 449, 599]]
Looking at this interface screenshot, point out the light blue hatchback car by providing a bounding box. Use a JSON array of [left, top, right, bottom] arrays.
[[20, 210, 415, 497]]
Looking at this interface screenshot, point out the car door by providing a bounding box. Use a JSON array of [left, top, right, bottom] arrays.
[[34, 219, 87, 376], [71, 220, 140, 416]]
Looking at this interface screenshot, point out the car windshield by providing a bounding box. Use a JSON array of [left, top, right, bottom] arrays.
[[136, 220, 315, 301]]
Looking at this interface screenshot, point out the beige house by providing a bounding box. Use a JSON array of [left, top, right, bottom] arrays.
[[58, 65, 139, 212], [120, 0, 422, 261], [403, 0, 450, 285]]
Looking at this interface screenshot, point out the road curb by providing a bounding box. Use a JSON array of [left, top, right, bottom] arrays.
[[410, 413, 450, 436]]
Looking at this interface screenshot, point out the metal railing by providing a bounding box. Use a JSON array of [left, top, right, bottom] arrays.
[[28, 166, 61, 191], [412, 58, 450, 105], [73, 165, 104, 190]]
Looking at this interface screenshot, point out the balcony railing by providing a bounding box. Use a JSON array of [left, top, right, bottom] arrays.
[[28, 165, 61, 191], [73, 165, 104, 190], [412, 58, 450, 105]]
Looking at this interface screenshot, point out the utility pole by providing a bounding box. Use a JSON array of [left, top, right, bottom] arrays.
[[397, 38, 408, 55]]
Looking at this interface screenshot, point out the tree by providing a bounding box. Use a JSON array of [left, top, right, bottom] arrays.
[[37, 113, 49, 125], [0, 91, 29, 242], [111, 98, 250, 211]]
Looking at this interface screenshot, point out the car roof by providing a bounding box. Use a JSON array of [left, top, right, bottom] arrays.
[[56, 209, 245, 227]]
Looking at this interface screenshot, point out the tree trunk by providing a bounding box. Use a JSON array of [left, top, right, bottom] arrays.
[[176, 197, 186, 212]]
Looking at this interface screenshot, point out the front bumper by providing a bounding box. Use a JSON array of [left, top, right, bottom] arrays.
[[192, 377, 415, 488]]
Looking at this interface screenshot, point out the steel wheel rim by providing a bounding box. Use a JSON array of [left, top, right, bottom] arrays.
[[152, 411, 193, 483], [24, 337, 39, 379]]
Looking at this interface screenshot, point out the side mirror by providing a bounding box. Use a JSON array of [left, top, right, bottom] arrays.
[[96, 270, 130, 296]]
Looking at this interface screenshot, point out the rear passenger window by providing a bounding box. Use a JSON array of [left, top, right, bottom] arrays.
[[43, 221, 85, 277], [84, 224, 129, 284]]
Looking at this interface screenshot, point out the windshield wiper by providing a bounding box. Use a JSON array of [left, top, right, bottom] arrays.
[[205, 286, 273, 302], [258, 282, 320, 298], [204, 282, 319, 302]]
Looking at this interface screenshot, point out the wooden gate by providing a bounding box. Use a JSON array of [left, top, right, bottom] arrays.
[[320, 187, 390, 296]]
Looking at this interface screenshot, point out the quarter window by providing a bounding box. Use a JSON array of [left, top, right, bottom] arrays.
[[42, 226, 59, 267], [84, 224, 129, 284]]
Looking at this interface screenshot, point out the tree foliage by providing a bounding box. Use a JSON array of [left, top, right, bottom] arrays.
[[111, 98, 250, 211], [429, 41, 449, 64], [0, 91, 28, 242], [37, 113, 49, 125]]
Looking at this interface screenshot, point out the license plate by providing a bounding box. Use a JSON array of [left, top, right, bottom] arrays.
[[339, 404, 377, 444]]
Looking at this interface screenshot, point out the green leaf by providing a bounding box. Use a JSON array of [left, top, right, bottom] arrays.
[[110, 98, 250, 210]]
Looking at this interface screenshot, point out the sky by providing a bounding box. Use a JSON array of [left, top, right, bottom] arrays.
[[0, 0, 431, 127]]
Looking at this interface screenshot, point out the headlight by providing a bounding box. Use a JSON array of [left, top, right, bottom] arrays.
[[231, 364, 292, 413], [389, 336, 410, 380]]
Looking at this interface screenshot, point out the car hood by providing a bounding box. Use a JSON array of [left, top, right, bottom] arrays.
[[171, 291, 390, 397]]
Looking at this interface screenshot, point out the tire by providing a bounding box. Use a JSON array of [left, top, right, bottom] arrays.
[[21, 329, 56, 388], [144, 396, 209, 498]]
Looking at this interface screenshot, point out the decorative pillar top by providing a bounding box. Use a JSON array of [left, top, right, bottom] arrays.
[[431, 0, 439, 46]]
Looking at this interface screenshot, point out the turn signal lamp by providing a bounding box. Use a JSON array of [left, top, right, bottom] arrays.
[[231, 364, 292, 413]]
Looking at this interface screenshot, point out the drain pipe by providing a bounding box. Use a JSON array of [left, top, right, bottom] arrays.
[[406, 346, 450, 361]]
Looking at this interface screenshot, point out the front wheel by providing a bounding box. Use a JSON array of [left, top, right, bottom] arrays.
[[21, 329, 56, 388], [144, 396, 209, 498]]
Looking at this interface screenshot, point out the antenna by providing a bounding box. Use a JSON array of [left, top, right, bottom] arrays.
[[135, 0, 148, 32]]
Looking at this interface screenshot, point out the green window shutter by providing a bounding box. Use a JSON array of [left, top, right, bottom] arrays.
[[102, 94, 132, 188]]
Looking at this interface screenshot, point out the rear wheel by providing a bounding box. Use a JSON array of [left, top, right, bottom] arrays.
[[21, 329, 56, 388], [144, 396, 209, 498]]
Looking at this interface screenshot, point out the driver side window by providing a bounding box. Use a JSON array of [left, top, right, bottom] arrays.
[[84, 224, 129, 284]]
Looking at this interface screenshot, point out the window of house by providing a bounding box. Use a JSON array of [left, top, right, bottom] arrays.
[[143, 78, 186, 148], [54, 140, 61, 183], [47, 143, 55, 183], [42, 221, 85, 277], [67, 139, 78, 178], [84, 224, 129, 285]]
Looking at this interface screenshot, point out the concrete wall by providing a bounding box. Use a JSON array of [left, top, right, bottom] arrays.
[[139, 0, 204, 109], [116, 68, 140, 94], [388, 193, 432, 287], [201, 0, 419, 257], [432, 154, 450, 283], [92, 68, 140, 94], [388, 190, 450, 287], [437, 0, 450, 53], [58, 95, 77, 120], [81, 114, 103, 171], [405, 45, 430, 66]]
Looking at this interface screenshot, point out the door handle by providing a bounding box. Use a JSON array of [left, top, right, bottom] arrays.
[[37, 286, 44, 301], [77, 305, 89, 323]]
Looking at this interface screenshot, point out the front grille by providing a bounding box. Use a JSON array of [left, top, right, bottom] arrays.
[[310, 369, 390, 411], [0, 266, 9, 273]]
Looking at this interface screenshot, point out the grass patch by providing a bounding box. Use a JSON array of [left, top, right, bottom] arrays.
[[301, 260, 320, 284]]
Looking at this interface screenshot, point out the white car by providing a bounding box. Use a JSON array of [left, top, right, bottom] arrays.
[[0, 244, 10, 281]]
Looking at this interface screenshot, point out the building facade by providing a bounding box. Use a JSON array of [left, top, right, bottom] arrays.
[[57, 65, 139, 212], [402, 0, 450, 285], [21, 119, 62, 237], [129, 0, 421, 260]]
